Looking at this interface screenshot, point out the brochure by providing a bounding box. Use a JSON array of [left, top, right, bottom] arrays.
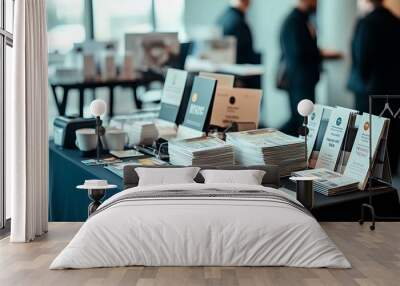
[[158, 68, 188, 123], [306, 104, 324, 159], [315, 107, 355, 171], [309, 106, 334, 168], [182, 76, 217, 132], [292, 168, 359, 196], [81, 157, 122, 166], [343, 113, 389, 190], [109, 149, 147, 159]]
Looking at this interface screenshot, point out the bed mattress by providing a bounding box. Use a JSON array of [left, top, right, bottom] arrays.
[[50, 183, 351, 269]]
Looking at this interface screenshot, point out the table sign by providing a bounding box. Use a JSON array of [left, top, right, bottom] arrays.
[[210, 87, 262, 128], [159, 68, 189, 124], [182, 76, 217, 132], [315, 107, 356, 171], [306, 104, 324, 159], [308, 106, 334, 168]]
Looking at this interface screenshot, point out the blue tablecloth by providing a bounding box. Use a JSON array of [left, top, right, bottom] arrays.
[[49, 141, 123, 222], [49, 141, 400, 222]]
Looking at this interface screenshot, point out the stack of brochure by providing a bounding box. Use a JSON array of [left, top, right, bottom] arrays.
[[168, 136, 235, 167], [127, 121, 159, 146], [292, 168, 359, 196], [226, 129, 306, 176]]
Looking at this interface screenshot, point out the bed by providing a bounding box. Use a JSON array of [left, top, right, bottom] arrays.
[[50, 165, 350, 269]]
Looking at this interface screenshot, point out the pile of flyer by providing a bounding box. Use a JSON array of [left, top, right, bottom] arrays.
[[168, 136, 234, 167], [292, 168, 359, 196], [226, 129, 306, 176]]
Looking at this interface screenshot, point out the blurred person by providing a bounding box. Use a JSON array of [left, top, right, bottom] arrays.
[[348, 0, 400, 112], [348, 0, 400, 173], [279, 0, 341, 136], [217, 0, 259, 64]]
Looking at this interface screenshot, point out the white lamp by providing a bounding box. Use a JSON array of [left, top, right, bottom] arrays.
[[297, 99, 314, 168], [90, 99, 107, 117], [90, 99, 107, 162], [297, 99, 314, 117]]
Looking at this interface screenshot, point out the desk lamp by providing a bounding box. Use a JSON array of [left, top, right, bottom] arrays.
[[90, 99, 107, 162], [297, 99, 314, 168]]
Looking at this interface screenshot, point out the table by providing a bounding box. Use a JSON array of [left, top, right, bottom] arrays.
[[49, 141, 123, 221], [49, 72, 164, 118], [49, 141, 400, 222], [281, 179, 400, 221]]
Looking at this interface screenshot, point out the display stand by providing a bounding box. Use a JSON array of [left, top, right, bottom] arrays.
[[359, 95, 399, 230]]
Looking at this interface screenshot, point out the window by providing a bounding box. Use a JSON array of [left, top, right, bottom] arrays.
[[47, 0, 86, 53], [47, 0, 185, 54], [1, 0, 14, 230], [93, 0, 153, 42], [154, 0, 184, 33]]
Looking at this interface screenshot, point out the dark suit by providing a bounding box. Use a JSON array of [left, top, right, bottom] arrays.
[[348, 6, 400, 112], [217, 7, 258, 64], [280, 8, 322, 135], [217, 7, 261, 89], [348, 6, 400, 173]]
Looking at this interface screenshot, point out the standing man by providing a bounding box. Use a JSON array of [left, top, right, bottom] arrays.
[[348, 0, 400, 112], [279, 0, 341, 135], [217, 0, 259, 64], [348, 0, 400, 174]]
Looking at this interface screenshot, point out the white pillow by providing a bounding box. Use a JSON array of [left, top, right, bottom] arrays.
[[200, 169, 266, 185], [136, 167, 201, 186]]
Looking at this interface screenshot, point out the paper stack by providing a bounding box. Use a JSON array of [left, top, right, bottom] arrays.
[[126, 121, 159, 146], [168, 136, 235, 167], [292, 168, 359, 196], [226, 129, 306, 176]]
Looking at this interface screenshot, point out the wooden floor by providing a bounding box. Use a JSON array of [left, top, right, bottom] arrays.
[[1, 223, 400, 286]]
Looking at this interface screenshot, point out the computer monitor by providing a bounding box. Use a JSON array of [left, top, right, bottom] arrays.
[[125, 32, 180, 72], [190, 36, 237, 64]]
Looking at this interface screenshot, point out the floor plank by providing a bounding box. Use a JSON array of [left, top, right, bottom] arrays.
[[1, 222, 400, 286]]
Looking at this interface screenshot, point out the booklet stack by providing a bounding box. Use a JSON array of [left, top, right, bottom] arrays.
[[226, 129, 306, 176], [168, 136, 235, 167], [292, 168, 359, 196]]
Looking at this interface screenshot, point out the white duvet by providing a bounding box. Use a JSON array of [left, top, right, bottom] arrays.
[[50, 183, 351, 269]]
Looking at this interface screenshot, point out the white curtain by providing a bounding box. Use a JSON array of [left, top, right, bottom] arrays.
[[7, 0, 49, 242]]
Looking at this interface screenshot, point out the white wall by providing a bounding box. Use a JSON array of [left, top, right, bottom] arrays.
[[183, 0, 229, 40], [247, 0, 296, 127], [317, 0, 358, 108], [184, 0, 229, 26]]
